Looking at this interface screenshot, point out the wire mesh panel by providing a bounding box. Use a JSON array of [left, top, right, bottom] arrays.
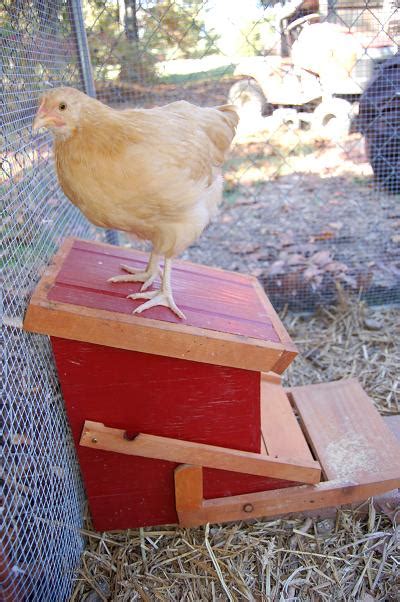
[[1, 1, 96, 599], [83, 0, 400, 310], [1, 1, 400, 598]]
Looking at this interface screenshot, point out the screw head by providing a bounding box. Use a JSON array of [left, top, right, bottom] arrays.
[[243, 503, 254, 513], [91, 437, 98, 444]]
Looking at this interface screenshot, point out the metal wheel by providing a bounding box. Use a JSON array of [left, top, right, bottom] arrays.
[[228, 79, 270, 119], [312, 98, 353, 138]]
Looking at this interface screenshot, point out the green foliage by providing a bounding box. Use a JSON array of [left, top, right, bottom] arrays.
[[235, 16, 277, 57], [140, 0, 218, 60], [158, 64, 235, 85], [84, 0, 219, 83]]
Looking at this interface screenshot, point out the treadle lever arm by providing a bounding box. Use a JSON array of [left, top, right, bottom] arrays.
[[80, 420, 321, 484], [174, 464, 400, 527]]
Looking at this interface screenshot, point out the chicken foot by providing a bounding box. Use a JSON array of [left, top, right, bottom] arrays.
[[128, 257, 186, 320], [108, 252, 161, 291]]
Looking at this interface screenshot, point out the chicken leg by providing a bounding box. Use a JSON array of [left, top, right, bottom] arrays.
[[128, 257, 186, 320], [108, 251, 161, 291]]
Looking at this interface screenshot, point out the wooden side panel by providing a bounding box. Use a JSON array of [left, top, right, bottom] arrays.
[[261, 375, 314, 462], [202, 469, 297, 500], [290, 379, 400, 482], [175, 465, 203, 511], [52, 337, 300, 530]]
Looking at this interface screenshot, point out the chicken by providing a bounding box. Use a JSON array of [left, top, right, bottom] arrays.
[[32, 87, 238, 319]]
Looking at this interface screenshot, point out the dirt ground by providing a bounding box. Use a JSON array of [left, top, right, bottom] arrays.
[[183, 128, 400, 311]]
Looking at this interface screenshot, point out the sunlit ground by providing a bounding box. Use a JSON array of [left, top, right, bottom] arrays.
[[227, 124, 372, 186]]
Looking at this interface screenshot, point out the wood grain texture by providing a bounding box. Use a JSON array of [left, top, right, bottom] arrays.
[[290, 379, 400, 482], [52, 240, 276, 337], [80, 420, 321, 483], [384, 415, 400, 440], [261, 375, 314, 462], [175, 465, 400, 527], [174, 465, 203, 511], [51, 337, 304, 530], [23, 237, 297, 373], [175, 380, 400, 526]]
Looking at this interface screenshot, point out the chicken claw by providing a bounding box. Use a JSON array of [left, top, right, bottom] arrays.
[[128, 290, 186, 320], [128, 257, 186, 320], [108, 253, 161, 291], [108, 264, 160, 290]]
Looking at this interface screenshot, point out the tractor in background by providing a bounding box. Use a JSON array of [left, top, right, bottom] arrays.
[[229, 0, 397, 136]]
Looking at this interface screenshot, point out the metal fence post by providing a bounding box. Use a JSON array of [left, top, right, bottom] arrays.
[[69, 0, 119, 246]]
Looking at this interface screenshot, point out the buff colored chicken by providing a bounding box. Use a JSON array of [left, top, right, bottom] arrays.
[[32, 87, 238, 319]]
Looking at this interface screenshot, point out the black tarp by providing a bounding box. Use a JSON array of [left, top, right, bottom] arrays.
[[359, 53, 400, 193]]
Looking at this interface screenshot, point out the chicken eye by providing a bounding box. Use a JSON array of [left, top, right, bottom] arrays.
[[59, 102, 67, 111]]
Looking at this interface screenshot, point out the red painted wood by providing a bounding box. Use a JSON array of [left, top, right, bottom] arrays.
[[86, 474, 298, 532], [52, 337, 296, 530], [48, 239, 280, 342]]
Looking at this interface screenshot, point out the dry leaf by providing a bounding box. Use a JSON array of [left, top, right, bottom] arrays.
[[311, 231, 335, 241], [311, 250, 332, 267], [303, 266, 320, 282], [230, 242, 260, 254], [279, 232, 295, 246], [287, 253, 306, 266], [328, 221, 343, 230], [234, 196, 254, 206], [267, 260, 286, 276]]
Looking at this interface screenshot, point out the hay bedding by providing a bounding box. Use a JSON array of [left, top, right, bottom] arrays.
[[71, 301, 399, 601]]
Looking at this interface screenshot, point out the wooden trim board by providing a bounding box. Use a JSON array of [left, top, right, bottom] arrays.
[[23, 237, 297, 373], [175, 466, 400, 526], [80, 420, 321, 484]]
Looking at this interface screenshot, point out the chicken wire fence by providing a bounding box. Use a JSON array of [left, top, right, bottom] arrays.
[[1, 0, 400, 600], [1, 1, 98, 600], [86, 0, 400, 311]]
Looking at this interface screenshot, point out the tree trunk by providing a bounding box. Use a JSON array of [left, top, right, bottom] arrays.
[[124, 0, 139, 42]]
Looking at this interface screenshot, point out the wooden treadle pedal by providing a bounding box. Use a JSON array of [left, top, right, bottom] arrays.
[[173, 379, 400, 527]]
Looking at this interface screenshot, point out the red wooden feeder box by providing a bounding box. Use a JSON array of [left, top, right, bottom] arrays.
[[24, 238, 400, 530]]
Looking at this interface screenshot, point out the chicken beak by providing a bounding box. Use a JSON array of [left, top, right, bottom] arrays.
[[32, 102, 49, 133], [32, 114, 48, 133]]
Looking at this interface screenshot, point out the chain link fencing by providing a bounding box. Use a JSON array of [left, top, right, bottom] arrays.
[[1, 1, 400, 600], [86, 0, 400, 310], [1, 1, 98, 599]]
